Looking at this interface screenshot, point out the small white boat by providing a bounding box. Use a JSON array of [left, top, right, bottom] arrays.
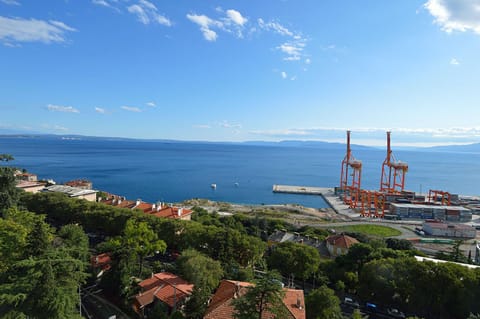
[[211, 183, 217, 189]]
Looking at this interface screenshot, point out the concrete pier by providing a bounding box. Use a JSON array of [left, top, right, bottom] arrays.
[[272, 184, 355, 217]]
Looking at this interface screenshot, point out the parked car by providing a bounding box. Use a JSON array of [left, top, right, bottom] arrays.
[[343, 297, 360, 308], [365, 302, 377, 313], [387, 308, 406, 318]]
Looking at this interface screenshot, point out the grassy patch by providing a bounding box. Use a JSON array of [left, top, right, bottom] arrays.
[[335, 224, 401, 237]]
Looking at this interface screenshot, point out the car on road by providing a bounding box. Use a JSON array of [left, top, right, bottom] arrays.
[[343, 297, 360, 308], [387, 308, 406, 318]]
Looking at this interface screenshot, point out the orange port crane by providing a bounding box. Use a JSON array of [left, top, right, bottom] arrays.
[[340, 131, 362, 208], [359, 190, 386, 218], [428, 189, 452, 206], [380, 131, 408, 194]]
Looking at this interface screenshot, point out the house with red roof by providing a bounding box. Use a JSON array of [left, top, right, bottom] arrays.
[[99, 195, 193, 221], [133, 272, 194, 317], [203, 280, 306, 319], [90, 253, 112, 277], [325, 234, 359, 257]]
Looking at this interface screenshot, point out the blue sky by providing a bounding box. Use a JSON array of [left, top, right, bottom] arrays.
[[1, 0, 480, 146]]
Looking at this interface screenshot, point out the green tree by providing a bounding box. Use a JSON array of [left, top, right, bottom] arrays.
[[233, 271, 289, 319], [0, 155, 20, 212], [57, 224, 89, 262], [0, 210, 86, 319], [123, 219, 167, 275], [305, 285, 343, 319], [0, 217, 28, 273], [177, 249, 223, 319], [268, 241, 320, 281], [177, 249, 223, 292], [351, 309, 368, 319]]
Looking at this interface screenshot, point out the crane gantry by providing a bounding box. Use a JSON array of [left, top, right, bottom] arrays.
[[340, 131, 362, 208], [380, 131, 408, 194]]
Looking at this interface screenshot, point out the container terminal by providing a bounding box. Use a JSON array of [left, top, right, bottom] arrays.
[[273, 131, 480, 223]]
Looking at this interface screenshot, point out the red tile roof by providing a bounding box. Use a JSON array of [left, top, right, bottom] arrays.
[[326, 234, 359, 249], [204, 280, 305, 319], [134, 272, 193, 311], [283, 289, 306, 319], [99, 196, 191, 220], [149, 206, 192, 219]]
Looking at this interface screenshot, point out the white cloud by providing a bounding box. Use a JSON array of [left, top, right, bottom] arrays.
[[425, 0, 480, 34], [226, 9, 247, 26], [41, 124, 69, 131], [1, 0, 20, 5], [92, 0, 119, 11], [450, 58, 460, 65], [121, 106, 141, 112], [95, 107, 106, 114], [258, 18, 294, 36], [146, 101, 156, 107], [278, 42, 305, 61], [0, 16, 76, 44], [305, 58, 311, 64], [127, 0, 171, 26], [187, 9, 249, 41], [47, 104, 79, 113], [194, 124, 212, 129], [257, 18, 308, 62], [219, 120, 242, 129], [187, 13, 221, 41], [281, 71, 287, 79]]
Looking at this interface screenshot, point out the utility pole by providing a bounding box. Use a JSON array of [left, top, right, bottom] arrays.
[[79, 285, 82, 317]]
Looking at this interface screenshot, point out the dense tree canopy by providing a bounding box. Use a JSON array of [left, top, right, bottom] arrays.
[[305, 285, 343, 319], [268, 241, 321, 281], [0, 209, 87, 318], [233, 271, 289, 319]]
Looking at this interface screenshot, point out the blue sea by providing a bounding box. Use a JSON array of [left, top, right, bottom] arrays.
[[2, 136, 480, 208]]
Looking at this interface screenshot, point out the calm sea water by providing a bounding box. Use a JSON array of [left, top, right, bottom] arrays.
[[2, 136, 480, 208]]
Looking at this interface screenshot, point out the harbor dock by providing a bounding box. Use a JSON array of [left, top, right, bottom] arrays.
[[272, 184, 354, 216]]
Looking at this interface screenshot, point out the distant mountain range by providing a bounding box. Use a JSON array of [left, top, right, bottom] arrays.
[[1, 132, 480, 153], [425, 143, 480, 153]]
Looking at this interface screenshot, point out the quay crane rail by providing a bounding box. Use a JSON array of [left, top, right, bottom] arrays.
[[340, 131, 362, 208]]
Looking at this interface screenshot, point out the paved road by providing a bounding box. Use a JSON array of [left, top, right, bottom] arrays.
[[82, 293, 131, 319]]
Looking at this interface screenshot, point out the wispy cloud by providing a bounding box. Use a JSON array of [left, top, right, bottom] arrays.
[[257, 18, 308, 62], [92, 0, 120, 11], [127, 0, 171, 26], [194, 124, 212, 129], [121, 105, 141, 112], [257, 19, 294, 36], [0, 16, 76, 45], [450, 58, 460, 65], [425, 0, 480, 34], [47, 104, 79, 113], [281, 71, 287, 79], [95, 107, 106, 114], [187, 8, 249, 41], [146, 101, 156, 107], [1, 0, 20, 5], [41, 124, 69, 131], [186, 13, 221, 41], [219, 120, 242, 129]]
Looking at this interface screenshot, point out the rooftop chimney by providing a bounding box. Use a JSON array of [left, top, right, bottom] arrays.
[[296, 296, 303, 309]]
